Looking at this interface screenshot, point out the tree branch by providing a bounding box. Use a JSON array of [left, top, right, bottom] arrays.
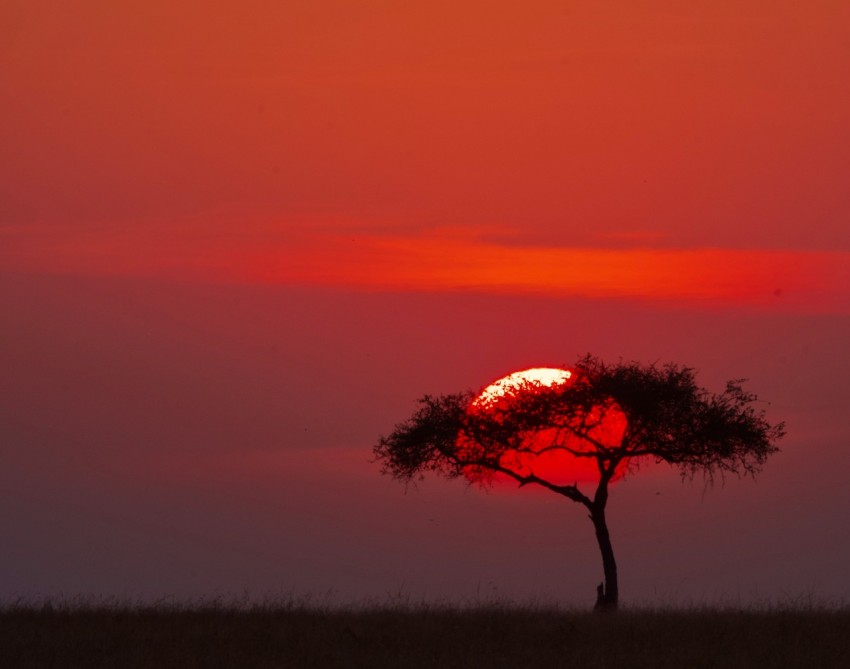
[[512, 443, 598, 458], [493, 464, 593, 508]]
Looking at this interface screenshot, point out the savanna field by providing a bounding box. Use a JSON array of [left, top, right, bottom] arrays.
[[2, 600, 849, 668]]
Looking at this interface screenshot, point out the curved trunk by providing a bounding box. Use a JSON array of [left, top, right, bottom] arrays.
[[590, 507, 618, 611]]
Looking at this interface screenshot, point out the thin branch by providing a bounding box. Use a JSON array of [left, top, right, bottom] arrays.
[[493, 463, 593, 508], [511, 443, 598, 458]]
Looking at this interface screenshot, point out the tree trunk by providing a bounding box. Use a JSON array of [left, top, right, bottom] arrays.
[[590, 507, 618, 611]]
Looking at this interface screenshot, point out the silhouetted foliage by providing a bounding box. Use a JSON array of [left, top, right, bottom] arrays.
[[374, 355, 785, 610]]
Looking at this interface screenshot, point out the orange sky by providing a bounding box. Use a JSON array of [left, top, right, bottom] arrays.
[[3, 1, 849, 306], [2, 1, 850, 605]]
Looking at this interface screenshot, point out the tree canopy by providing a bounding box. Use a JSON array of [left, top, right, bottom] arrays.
[[374, 355, 785, 609]]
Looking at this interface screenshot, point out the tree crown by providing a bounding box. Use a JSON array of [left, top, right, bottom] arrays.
[[374, 356, 784, 493]]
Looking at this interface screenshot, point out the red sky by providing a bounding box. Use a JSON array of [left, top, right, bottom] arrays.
[[2, 1, 849, 605]]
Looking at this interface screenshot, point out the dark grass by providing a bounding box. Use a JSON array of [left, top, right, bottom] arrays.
[[2, 599, 849, 668]]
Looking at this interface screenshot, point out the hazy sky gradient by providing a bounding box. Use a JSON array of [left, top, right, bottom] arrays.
[[2, 1, 848, 605]]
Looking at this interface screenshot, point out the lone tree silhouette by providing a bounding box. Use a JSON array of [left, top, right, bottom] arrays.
[[374, 355, 785, 611]]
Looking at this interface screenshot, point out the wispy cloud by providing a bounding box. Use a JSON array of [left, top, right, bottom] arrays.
[[278, 234, 850, 311], [3, 223, 848, 312]]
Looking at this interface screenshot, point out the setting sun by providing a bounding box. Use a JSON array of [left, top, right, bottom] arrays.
[[462, 366, 621, 485], [475, 367, 573, 405]]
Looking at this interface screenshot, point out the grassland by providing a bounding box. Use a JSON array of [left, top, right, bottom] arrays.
[[2, 600, 849, 668]]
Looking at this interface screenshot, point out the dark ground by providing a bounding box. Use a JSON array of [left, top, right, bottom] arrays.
[[2, 602, 848, 668]]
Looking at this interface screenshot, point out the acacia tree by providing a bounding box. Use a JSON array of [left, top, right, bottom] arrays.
[[373, 355, 785, 610]]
